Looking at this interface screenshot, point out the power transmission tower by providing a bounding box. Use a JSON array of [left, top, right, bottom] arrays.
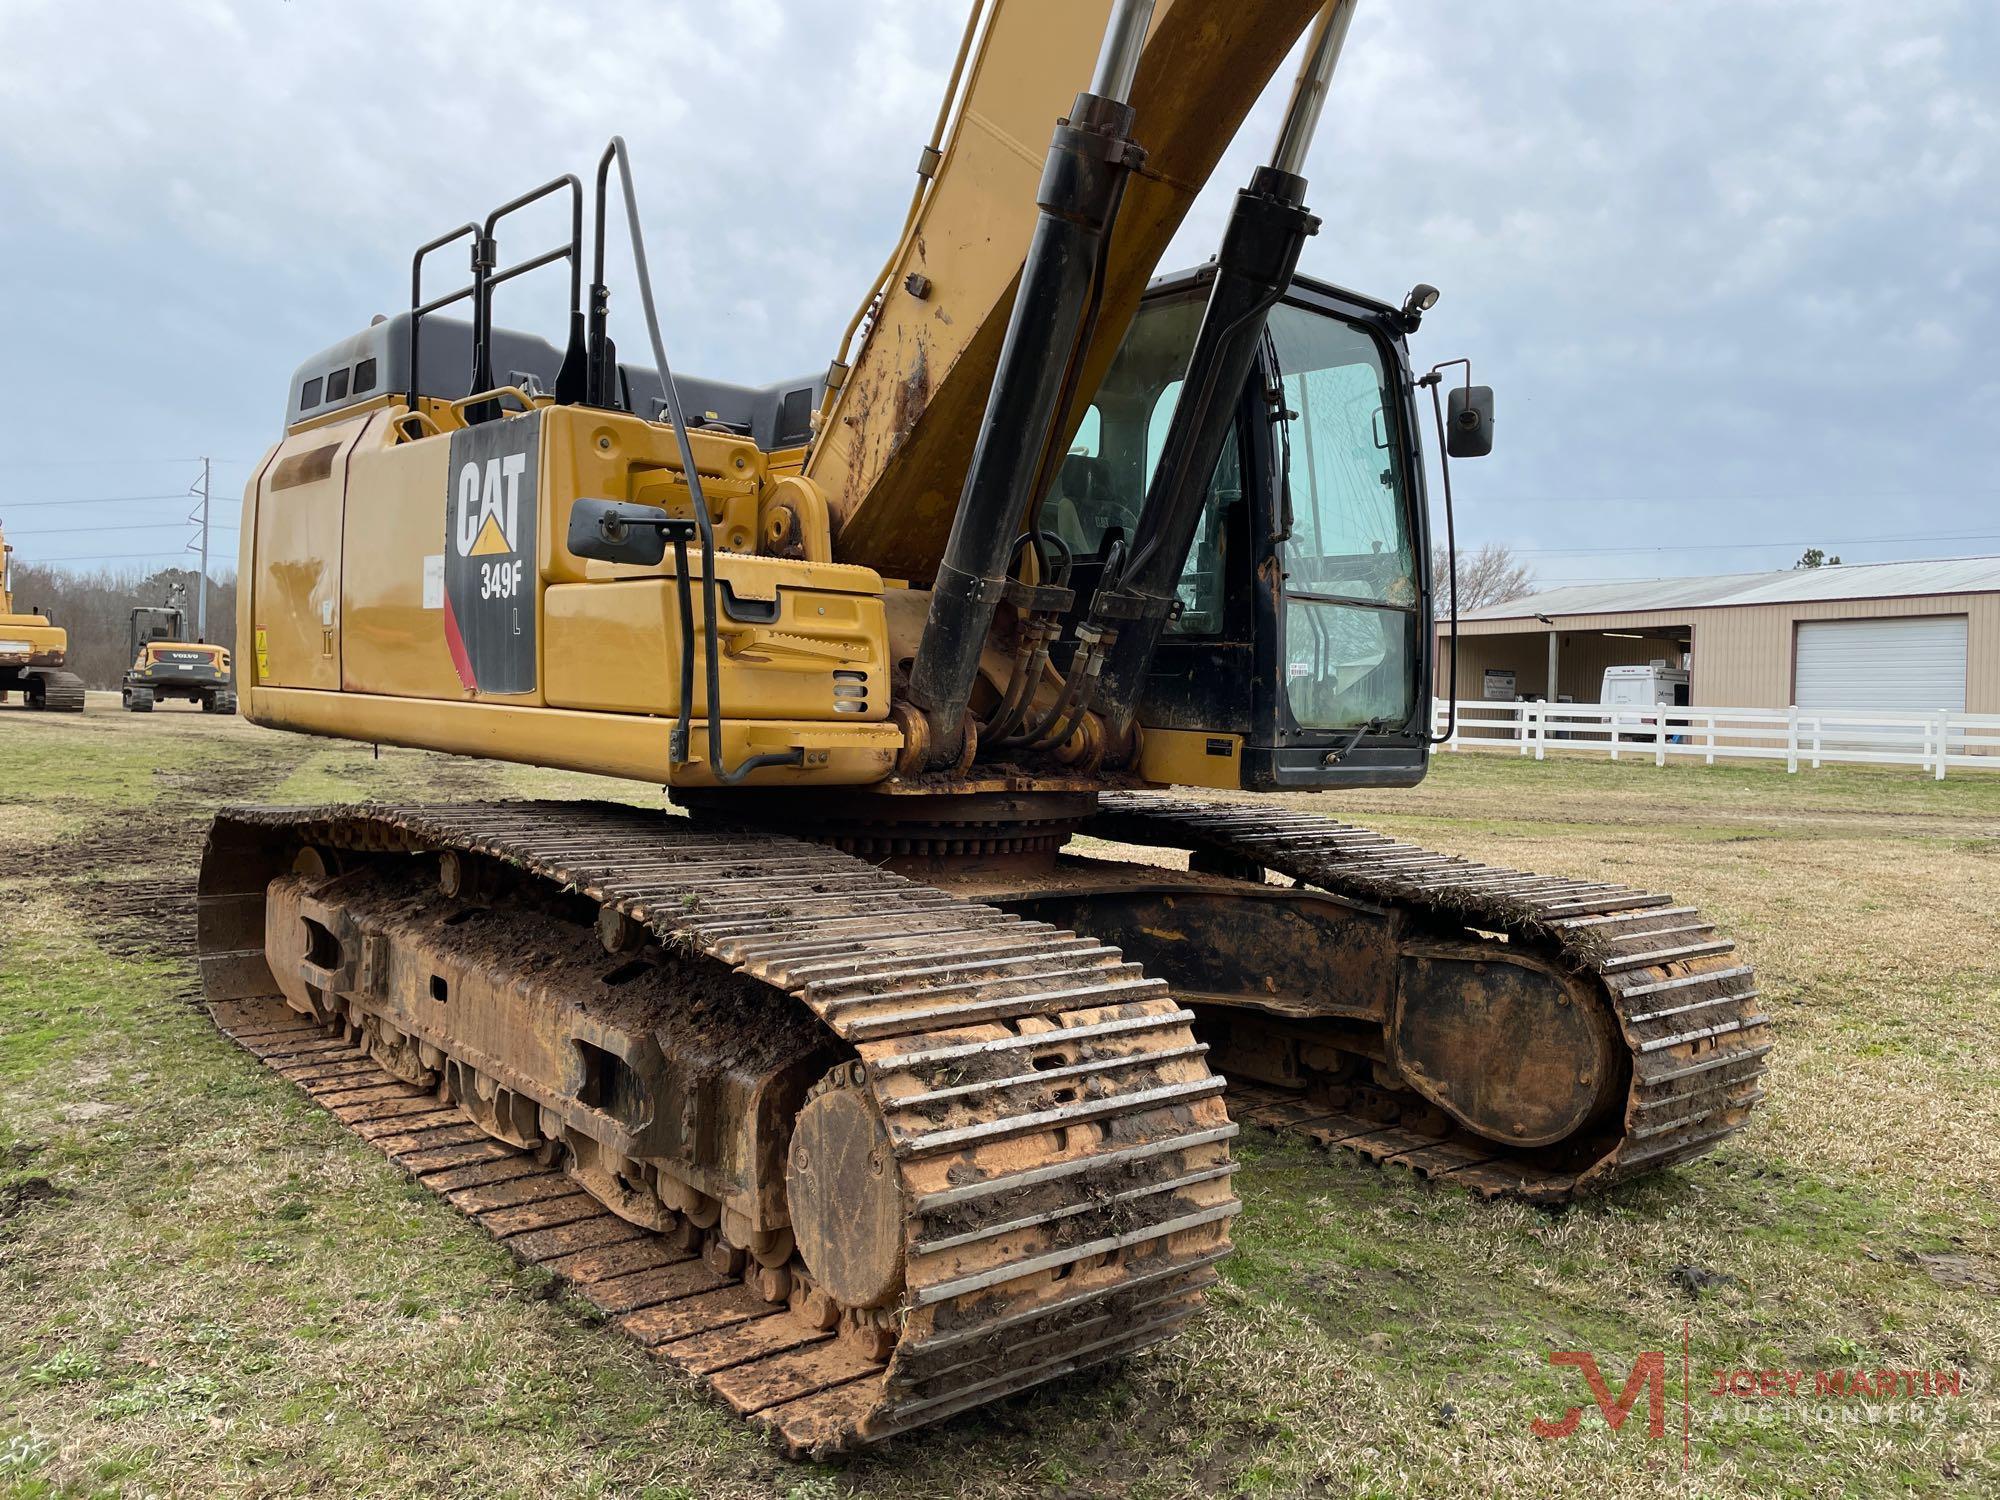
[[187, 457, 211, 640]]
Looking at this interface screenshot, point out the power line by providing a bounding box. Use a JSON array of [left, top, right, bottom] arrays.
[[22, 548, 239, 565], [0, 493, 198, 508], [4, 521, 239, 537]]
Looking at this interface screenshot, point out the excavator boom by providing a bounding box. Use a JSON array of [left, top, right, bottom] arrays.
[[804, 0, 1323, 582]]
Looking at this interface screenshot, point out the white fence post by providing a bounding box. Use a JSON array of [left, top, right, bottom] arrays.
[[1536, 704, 1548, 761], [1705, 713, 1716, 766], [1654, 712, 1667, 767], [1936, 709, 1951, 781], [1811, 715, 1822, 770], [1608, 710, 1620, 761], [1786, 706, 1799, 774]]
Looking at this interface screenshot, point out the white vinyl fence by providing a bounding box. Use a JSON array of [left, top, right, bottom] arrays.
[[1431, 699, 2000, 778]]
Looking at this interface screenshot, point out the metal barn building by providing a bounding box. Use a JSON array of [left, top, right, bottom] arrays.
[[1434, 557, 2000, 713]]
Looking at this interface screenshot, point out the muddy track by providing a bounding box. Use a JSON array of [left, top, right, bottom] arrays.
[[198, 800, 1239, 1455], [1088, 793, 1772, 1202]]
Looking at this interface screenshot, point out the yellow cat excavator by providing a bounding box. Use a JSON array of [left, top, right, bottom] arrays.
[[196, 0, 1769, 1454], [0, 525, 86, 712]]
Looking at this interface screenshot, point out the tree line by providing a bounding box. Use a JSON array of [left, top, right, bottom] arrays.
[[10, 564, 237, 688]]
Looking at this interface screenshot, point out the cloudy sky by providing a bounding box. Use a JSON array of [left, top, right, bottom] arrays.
[[1, 0, 1993, 589]]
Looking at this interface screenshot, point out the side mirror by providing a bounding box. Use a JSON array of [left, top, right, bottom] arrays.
[[567, 498, 673, 566], [1445, 385, 1495, 458]]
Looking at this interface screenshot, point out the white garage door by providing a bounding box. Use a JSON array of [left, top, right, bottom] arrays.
[[1794, 616, 1967, 711]]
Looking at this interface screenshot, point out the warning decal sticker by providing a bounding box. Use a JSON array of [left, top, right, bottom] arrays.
[[442, 417, 540, 695]]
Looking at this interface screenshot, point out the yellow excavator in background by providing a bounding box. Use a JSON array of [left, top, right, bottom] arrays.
[[0, 525, 86, 712], [120, 596, 236, 714], [195, 0, 1769, 1454]]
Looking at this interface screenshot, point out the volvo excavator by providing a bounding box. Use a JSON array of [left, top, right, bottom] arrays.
[[195, 0, 1770, 1454], [121, 597, 237, 714], [0, 525, 86, 712]]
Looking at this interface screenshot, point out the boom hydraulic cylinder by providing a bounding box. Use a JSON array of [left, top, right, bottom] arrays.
[[1087, 1, 1357, 746], [904, 0, 1155, 764]]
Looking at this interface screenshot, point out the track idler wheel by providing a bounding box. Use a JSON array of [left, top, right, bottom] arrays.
[[1390, 942, 1624, 1148], [785, 1063, 905, 1312]]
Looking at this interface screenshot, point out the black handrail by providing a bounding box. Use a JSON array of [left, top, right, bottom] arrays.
[[405, 223, 477, 438], [465, 174, 586, 424], [404, 176, 588, 435]]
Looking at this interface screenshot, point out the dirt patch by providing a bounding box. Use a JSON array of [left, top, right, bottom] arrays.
[[0, 1174, 62, 1218], [60, 873, 200, 966], [1908, 1251, 1999, 1295]]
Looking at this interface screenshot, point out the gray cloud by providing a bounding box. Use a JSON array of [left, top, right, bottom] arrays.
[[1, 1, 1992, 582]]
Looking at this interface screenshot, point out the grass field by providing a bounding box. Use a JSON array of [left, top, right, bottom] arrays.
[[2, 697, 1994, 1497]]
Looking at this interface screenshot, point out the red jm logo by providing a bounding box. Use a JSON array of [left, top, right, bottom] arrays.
[[1532, 1351, 1668, 1439]]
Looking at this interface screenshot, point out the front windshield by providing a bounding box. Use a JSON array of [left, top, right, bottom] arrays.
[[1268, 304, 1419, 730], [1048, 289, 1421, 729], [1048, 292, 1241, 636]]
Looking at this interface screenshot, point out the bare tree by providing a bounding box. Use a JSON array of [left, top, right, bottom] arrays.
[[1431, 541, 1534, 612]]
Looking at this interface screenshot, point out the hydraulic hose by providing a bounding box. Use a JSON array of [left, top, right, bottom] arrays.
[[601, 137, 803, 785]]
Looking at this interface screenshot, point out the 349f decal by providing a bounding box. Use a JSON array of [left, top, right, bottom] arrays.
[[442, 418, 540, 695]]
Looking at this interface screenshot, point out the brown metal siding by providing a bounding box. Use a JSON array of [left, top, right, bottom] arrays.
[[1437, 592, 1999, 710]]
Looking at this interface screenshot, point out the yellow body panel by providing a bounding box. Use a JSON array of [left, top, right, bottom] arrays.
[[255, 419, 366, 688], [0, 615, 67, 667], [544, 579, 885, 721], [243, 402, 901, 789], [340, 412, 466, 700], [1137, 728, 1243, 790], [246, 685, 899, 788]]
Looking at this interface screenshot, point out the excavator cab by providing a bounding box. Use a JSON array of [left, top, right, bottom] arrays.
[[1052, 269, 1436, 789]]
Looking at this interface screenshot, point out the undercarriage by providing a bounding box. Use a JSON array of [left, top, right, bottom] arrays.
[[198, 800, 1237, 1456], [195, 789, 1765, 1453], [123, 667, 235, 714], [0, 663, 85, 711]]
